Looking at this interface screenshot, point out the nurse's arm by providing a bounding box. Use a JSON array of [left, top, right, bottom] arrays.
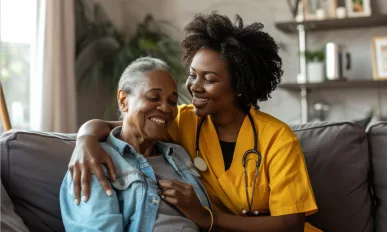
[[213, 212, 304, 232], [68, 119, 122, 202], [159, 180, 304, 231], [60, 172, 124, 232]]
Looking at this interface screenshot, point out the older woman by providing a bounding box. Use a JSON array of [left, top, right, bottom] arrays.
[[60, 57, 212, 232]]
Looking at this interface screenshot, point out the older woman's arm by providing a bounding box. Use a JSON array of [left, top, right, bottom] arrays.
[[60, 172, 123, 232], [69, 119, 122, 203]]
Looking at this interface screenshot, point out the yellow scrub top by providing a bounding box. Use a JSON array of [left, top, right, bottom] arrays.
[[168, 105, 320, 230]]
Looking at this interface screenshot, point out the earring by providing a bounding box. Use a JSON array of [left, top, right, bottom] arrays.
[[236, 93, 242, 97]]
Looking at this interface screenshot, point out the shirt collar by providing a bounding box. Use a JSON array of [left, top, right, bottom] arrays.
[[106, 126, 174, 157]]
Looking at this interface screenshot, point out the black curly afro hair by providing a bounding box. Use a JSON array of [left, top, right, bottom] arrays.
[[181, 11, 283, 106]]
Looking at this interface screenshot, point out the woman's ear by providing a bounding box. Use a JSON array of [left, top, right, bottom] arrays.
[[117, 90, 128, 112]]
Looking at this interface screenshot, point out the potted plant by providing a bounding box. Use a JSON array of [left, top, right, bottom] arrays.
[[304, 49, 325, 83], [75, 1, 189, 117], [76, 13, 187, 94]]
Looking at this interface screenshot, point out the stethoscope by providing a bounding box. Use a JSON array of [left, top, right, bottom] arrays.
[[194, 110, 262, 216]]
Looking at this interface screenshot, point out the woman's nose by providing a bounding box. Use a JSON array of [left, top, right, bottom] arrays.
[[189, 78, 204, 93], [156, 101, 171, 113]]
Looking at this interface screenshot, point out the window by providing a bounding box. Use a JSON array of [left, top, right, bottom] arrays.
[[1, 0, 37, 129]]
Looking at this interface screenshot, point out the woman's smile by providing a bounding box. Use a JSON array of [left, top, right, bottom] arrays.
[[192, 96, 210, 108], [148, 115, 169, 126]]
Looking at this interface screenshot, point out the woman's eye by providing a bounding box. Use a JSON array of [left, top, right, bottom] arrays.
[[147, 97, 160, 102], [188, 74, 196, 78], [169, 100, 177, 106], [205, 79, 216, 83]]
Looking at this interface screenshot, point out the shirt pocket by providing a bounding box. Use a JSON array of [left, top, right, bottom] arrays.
[[112, 172, 144, 190]]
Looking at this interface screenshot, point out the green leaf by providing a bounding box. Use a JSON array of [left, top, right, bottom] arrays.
[[301, 49, 325, 62], [77, 12, 188, 114]]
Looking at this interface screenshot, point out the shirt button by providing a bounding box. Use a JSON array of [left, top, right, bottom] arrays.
[[120, 179, 125, 186], [152, 198, 159, 205]]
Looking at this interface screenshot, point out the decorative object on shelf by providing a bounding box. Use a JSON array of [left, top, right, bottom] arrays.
[[372, 36, 387, 80], [325, 42, 351, 81], [287, 0, 301, 18], [345, 0, 371, 17], [311, 101, 330, 121], [336, 7, 347, 18], [304, 0, 320, 20], [316, 8, 327, 20], [295, 1, 305, 22], [303, 0, 337, 19], [304, 49, 325, 82]]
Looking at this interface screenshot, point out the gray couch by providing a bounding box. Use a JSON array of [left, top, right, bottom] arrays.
[[1, 121, 386, 232]]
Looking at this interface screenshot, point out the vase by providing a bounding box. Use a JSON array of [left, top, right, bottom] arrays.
[[307, 62, 324, 83]]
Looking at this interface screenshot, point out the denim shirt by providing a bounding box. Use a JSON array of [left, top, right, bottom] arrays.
[[60, 127, 212, 232]]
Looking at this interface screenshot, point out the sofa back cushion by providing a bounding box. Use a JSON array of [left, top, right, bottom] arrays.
[[290, 122, 374, 232], [0, 130, 75, 232], [368, 122, 387, 232], [1, 179, 29, 232]]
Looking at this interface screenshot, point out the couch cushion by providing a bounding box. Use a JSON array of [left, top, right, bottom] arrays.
[[290, 122, 374, 232], [1, 179, 29, 232], [0, 130, 76, 232], [368, 122, 387, 232]]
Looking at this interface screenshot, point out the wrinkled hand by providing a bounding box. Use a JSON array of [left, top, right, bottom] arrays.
[[158, 180, 211, 229], [68, 135, 116, 204]]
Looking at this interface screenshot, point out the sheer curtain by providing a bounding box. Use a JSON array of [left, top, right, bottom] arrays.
[[30, 0, 77, 133]]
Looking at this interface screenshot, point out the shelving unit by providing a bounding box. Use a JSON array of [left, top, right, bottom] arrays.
[[274, 14, 387, 123], [275, 14, 387, 33], [279, 79, 387, 91]]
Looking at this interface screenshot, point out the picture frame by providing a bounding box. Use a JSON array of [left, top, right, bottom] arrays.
[[303, 0, 337, 20], [346, 0, 372, 17], [372, 37, 387, 80]]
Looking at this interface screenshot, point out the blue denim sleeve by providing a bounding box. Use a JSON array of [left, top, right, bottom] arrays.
[[60, 171, 124, 232]]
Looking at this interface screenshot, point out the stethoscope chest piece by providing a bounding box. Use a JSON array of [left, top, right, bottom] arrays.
[[193, 156, 208, 172]]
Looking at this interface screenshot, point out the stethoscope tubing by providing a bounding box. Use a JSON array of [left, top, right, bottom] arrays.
[[195, 109, 262, 214]]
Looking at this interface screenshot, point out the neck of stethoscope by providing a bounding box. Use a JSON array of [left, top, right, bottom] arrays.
[[246, 111, 258, 151], [195, 109, 258, 153]]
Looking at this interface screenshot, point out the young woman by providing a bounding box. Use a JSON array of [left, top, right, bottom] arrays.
[[68, 12, 320, 231], [60, 57, 212, 232]]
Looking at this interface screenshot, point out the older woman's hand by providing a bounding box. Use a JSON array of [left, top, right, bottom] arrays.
[[158, 180, 212, 229], [68, 135, 116, 204]]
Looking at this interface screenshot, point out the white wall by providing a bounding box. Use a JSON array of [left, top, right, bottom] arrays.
[[94, 0, 387, 124]]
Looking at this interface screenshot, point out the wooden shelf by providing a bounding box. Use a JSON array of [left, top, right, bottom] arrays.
[[275, 14, 387, 33], [278, 79, 387, 91]]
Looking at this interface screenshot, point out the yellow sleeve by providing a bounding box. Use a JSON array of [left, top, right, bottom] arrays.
[[168, 104, 191, 144], [168, 108, 180, 144], [267, 128, 317, 216]]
